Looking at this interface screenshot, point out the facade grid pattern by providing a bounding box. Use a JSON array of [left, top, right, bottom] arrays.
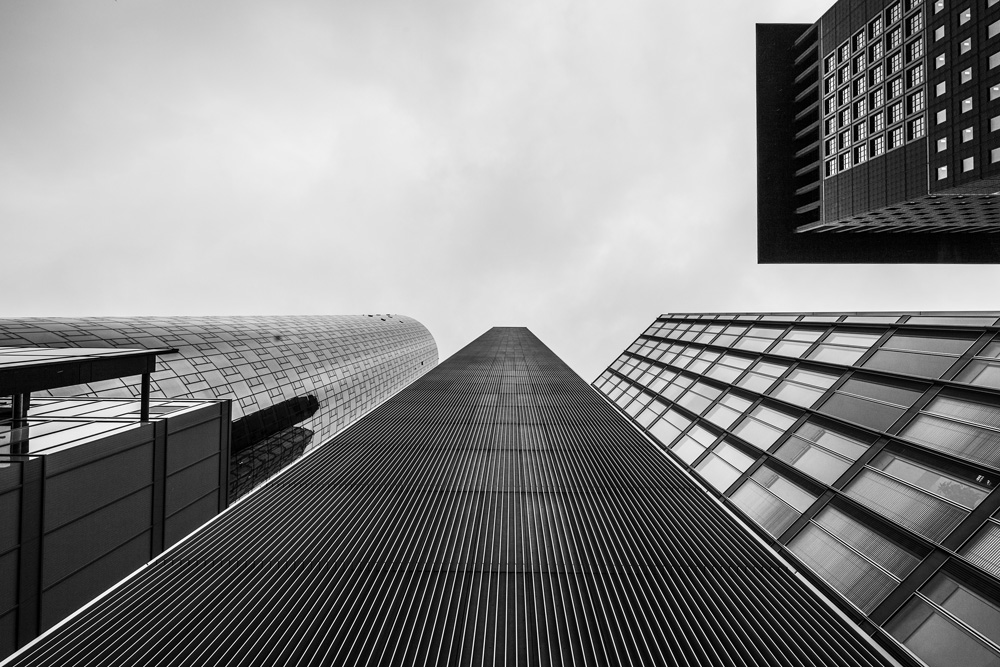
[[595, 312, 1000, 667]]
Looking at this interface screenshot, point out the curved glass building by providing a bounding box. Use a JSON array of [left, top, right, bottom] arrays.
[[0, 315, 438, 498]]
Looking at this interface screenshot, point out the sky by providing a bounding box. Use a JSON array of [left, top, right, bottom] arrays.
[[1, 0, 998, 382]]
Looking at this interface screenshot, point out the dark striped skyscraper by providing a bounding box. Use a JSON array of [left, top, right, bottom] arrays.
[[595, 312, 1000, 667], [2, 328, 896, 666]]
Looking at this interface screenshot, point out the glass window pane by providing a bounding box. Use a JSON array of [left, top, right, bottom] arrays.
[[814, 505, 921, 578], [732, 417, 785, 450], [770, 382, 826, 408], [775, 436, 853, 484], [881, 335, 974, 355], [771, 340, 812, 357], [886, 597, 1000, 667], [795, 421, 871, 460], [819, 393, 906, 430], [752, 467, 816, 511], [695, 454, 742, 492], [714, 441, 755, 471], [788, 523, 898, 613], [870, 450, 989, 509], [730, 479, 802, 537], [864, 349, 959, 378], [844, 469, 969, 542], [961, 522, 1000, 578], [839, 378, 922, 406]]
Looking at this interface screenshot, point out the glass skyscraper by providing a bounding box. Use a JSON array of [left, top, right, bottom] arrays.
[[594, 312, 1000, 667], [0, 315, 437, 498]]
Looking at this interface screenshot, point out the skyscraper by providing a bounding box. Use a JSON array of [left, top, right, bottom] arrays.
[[2, 328, 896, 666], [758, 0, 1000, 262], [0, 315, 437, 498], [594, 312, 1000, 667]]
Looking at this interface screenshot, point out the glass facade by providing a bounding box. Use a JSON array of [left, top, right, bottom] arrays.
[[596, 312, 1000, 667], [0, 316, 438, 498]]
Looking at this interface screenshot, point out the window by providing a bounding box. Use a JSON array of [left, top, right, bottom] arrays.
[[901, 393, 1000, 468], [854, 122, 868, 142], [845, 448, 988, 541], [907, 90, 925, 114], [888, 28, 903, 51], [863, 333, 973, 379], [870, 16, 884, 39], [669, 423, 717, 464], [888, 102, 904, 125], [935, 53, 946, 69], [826, 54, 838, 73], [959, 7, 971, 25], [963, 156, 975, 172], [936, 81, 946, 96], [790, 506, 921, 613], [961, 38, 972, 54], [732, 404, 798, 450], [819, 376, 923, 431], [888, 3, 902, 24], [870, 65, 885, 87], [695, 440, 755, 492], [776, 421, 870, 484], [871, 134, 886, 156], [908, 37, 924, 62], [886, 572, 1000, 667], [841, 108, 853, 127], [870, 88, 885, 111], [934, 25, 946, 41], [826, 117, 838, 134], [960, 67, 972, 84], [853, 53, 867, 75], [963, 127, 974, 143], [677, 380, 723, 415], [963, 519, 1000, 578], [840, 43, 851, 63], [770, 368, 840, 409], [908, 116, 925, 140], [991, 19, 1000, 39], [648, 408, 690, 448], [962, 97, 973, 113], [870, 40, 885, 61], [840, 87, 852, 106], [730, 465, 817, 537], [889, 77, 904, 100], [907, 63, 924, 88], [994, 116, 1000, 132], [854, 77, 867, 97], [808, 331, 882, 366], [854, 31, 866, 52], [890, 125, 905, 148], [907, 11, 923, 36], [734, 326, 785, 353], [854, 98, 867, 119], [991, 52, 1000, 69], [938, 165, 949, 179], [934, 0, 945, 12], [890, 50, 903, 74], [994, 148, 1000, 163], [936, 109, 947, 124], [771, 328, 825, 358], [736, 359, 790, 393], [992, 84, 1000, 100], [706, 353, 755, 383], [704, 391, 753, 430], [937, 137, 948, 152]]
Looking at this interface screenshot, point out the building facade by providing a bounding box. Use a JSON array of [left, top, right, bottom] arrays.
[[594, 312, 1000, 667], [0, 348, 231, 658], [0, 315, 438, 498], [1, 328, 897, 666], [758, 0, 1000, 262]]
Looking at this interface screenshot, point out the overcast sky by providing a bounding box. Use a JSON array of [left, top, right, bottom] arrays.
[[1, 0, 997, 381]]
